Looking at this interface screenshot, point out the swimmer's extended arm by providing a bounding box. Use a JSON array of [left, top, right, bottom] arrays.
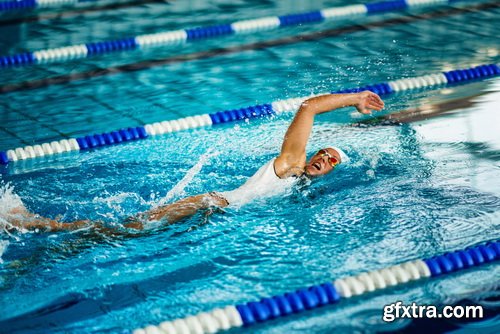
[[274, 91, 384, 174]]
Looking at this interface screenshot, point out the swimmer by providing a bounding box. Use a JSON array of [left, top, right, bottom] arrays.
[[6, 91, 384, 233]]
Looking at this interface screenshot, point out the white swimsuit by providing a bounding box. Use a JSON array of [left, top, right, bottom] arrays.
[[219, 158, 298, 207]]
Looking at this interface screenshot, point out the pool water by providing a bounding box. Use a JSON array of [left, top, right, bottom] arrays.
[[0, 0, 499, 333]]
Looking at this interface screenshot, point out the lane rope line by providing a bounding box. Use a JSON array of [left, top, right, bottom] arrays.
[[0, 0, 99, 12], [132, 239, 500, 334], [0, 0, 462, 68], [1, 63, 498, 166]]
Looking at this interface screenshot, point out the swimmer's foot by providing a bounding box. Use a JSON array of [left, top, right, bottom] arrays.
[[3, 205, 33, 231], [7, 204, 30, 217]]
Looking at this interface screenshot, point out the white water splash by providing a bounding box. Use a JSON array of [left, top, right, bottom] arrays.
[[0, 183, 25, 216], [0, 240, 9, 264], [155, 149, 219, 207], [92, 191, 151, 221], [0, 182, 28, 236]]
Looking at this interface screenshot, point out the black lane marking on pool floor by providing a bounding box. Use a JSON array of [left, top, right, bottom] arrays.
[[85, 94, 147, 125], [0, 0, 171, 27], [0, 1, 498, 95], [0, 125, 30, 146]]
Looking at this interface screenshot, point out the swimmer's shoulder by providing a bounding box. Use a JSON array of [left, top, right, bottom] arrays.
[[274, 154, 305, 179]]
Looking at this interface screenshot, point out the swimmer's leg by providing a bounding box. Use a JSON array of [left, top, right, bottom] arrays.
[[8, 212, 91, 232], [6, 204, 139, 235], [6, 192, 228, 233], [4, 203, 92, 232], [127, 192, 228, 229]]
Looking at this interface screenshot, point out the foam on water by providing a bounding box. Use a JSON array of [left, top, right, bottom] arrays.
[[0, 181, 28, 235], [92, 191, 151, 221], [0, 240, 8, 264], [0, 182, 25, 216]]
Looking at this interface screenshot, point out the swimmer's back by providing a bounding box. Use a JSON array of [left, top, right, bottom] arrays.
[[219, 158, 297, 207]]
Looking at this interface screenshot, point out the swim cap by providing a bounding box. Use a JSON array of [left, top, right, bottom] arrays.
[[330, 146, 350, 164]]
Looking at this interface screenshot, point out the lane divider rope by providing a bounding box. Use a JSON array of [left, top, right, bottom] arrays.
[[0, 0, 98, 12], [131, 240, 500, 334], [1, 63, 498, 166], [0, 0, 461, 68]]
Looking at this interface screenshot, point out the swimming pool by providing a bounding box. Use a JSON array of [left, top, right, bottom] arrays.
[[0, 0, 499, 332]]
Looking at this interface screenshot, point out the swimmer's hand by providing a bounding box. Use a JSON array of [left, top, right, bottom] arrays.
[[353, 91, 385, 115]]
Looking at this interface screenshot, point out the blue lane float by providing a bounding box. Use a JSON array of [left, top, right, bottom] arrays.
[[278, 10, 324, 27], [1, 63, 499, 166], [0, 0, 37, 12], [132, 240, 499, 334], [234, 283, 337, 327], [0, 0, 99, 13], [75, 126, 147, 151], [0, 0, 465, 68], [85, 37, 138, 55], [366, 0, 408, 14]]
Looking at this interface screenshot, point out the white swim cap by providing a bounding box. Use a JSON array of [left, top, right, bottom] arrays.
[[330, 146, 350, 164]]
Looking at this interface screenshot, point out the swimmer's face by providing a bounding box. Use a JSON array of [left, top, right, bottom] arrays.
[[304, 148, 341, 177]]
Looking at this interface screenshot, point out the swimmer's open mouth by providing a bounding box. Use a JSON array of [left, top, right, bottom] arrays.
[[313, 162, 321, 170]]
